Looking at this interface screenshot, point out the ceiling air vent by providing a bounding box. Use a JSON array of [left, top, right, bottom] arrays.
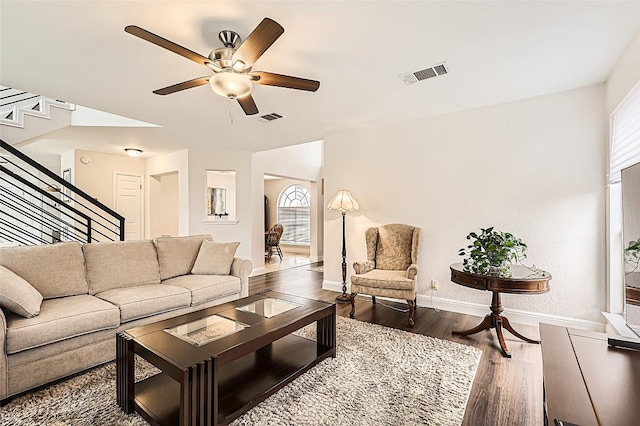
[[256, 112, 286, 123], [399, 62, 449, 85]]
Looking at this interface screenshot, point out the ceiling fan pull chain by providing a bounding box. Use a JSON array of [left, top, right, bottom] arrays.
[[229, 98, 234, 125]]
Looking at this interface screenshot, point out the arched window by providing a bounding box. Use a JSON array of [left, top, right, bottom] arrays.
[[277, 184, 310, 245]]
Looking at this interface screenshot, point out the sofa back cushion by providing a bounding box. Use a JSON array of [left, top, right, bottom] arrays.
[[0, 242, 88, 299], [83, 240, 160, 294], [154, 234, 213, 280]]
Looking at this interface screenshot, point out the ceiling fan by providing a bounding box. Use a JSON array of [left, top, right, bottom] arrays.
[[124, 18, 320, 116]]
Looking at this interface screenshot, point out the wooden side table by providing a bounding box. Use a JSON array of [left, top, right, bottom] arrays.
[[450, 263, 551, 358]]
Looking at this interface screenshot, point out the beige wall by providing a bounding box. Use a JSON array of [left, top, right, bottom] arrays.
[[324, 84, 607, 325], [73, 149, 145, 210]]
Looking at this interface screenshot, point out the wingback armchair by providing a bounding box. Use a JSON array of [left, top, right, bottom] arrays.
[[350, 224, 420, 326]]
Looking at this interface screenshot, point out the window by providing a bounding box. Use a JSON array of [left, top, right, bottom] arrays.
[[606, 80, 640, 334], [277, 185, 310, 245]]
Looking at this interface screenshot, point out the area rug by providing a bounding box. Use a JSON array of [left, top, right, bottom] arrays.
[[0, 317, 481, 426]]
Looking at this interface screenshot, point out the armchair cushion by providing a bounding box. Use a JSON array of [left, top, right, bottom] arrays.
[[351, 269, 415, 291], [353, 261, 375, 275], [375, 224, 415, 270]]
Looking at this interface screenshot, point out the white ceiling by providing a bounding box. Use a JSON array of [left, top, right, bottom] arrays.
[[1, 1, 639, 157]]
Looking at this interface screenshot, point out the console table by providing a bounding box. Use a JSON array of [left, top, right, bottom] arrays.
[[450, 263, 551, 358], [540, 324, 640, 426]]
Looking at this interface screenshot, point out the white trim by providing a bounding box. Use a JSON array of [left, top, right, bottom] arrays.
[[202, 219, 239, 225], [602, 312, 637, 337], [310, 255, 324, 262], [322, 280, 605, 332]]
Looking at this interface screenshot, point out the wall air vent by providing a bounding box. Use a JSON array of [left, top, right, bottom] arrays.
[[256, 112, 286, 123], [399, 62, 449, 85]]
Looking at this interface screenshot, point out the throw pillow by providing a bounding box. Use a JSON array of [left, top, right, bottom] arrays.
[[191, 241, 240, 275], [0, 265, 44, 318]]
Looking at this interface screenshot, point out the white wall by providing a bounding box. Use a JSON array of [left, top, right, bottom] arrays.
[[146, 149, 189, 237], [188, 149, 253, 260], [323, 84, 607, 324], [605, 28, 640, 321]]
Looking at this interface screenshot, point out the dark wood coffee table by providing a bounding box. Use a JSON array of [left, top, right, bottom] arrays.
[[116, 291, 336, 425]]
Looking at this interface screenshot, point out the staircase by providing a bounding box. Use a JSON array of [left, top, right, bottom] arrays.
[[0, 86, 75, 128], [0, 139, 125, 246]]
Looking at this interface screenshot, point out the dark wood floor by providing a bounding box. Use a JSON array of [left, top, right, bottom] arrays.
[[250, 264, 543, 426]]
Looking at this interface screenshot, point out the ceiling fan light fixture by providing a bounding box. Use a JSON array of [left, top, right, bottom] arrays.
[[209, 71, 252, 99]]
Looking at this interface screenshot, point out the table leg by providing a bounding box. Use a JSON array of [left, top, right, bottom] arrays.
[[116, 333, 134, 414], [502, 316, 540, 344], [317, 306, 337, 358], [179, 358, 217, 426], [495, 317, 512, 358], [452, 314, 493, 336]]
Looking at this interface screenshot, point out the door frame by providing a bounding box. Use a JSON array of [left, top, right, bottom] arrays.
[[113, 171, 144, 240]]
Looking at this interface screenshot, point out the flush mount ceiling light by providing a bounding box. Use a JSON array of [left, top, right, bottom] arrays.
[[125, 148, 143, 158], [124, 17, 320, 116]]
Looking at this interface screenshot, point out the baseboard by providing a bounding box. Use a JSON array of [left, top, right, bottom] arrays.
[[250, 267, 267, 277], [322, 280, 605, 332]]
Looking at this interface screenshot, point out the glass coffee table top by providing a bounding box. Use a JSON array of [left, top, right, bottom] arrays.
[[164, 314, 248, 346], [235, 297, 301, 318]]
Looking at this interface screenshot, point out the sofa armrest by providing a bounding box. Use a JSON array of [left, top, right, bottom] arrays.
[[0, 308, 7, 400], [353, 261, 375, 275], [406, 263, 419, 280], [230, 257, 252, 298]]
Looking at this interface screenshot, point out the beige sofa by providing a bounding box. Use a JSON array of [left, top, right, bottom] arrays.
[[0, 234, 252, 401]]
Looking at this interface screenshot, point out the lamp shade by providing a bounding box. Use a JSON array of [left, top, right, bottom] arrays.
[[327, 190, 359, 212]]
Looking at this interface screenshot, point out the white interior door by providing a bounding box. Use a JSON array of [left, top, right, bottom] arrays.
[[115, 173, 142, 241]]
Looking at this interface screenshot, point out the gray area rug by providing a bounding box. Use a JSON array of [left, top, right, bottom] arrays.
[[1, 317, 481, 426]]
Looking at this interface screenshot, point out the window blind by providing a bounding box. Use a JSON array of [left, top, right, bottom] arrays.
[[278, 207, 310, 244], [610, 81, 640, 185]]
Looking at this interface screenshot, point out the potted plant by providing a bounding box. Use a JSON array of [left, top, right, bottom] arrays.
[[625, 238, 640, 275], [458, 227, 529, 277]]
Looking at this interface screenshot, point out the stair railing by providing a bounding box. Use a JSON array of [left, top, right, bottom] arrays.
[[0, 139, 125, 245]]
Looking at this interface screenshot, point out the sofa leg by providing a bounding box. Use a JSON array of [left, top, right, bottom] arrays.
[[407, 299, 415, 327], [371, 295, 376, 304], [349, 293, 357, 319]]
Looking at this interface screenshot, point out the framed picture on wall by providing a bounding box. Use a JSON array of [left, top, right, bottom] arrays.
[[62, 168, 71, 202]]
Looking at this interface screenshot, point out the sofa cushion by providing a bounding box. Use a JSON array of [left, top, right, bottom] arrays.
[[0, 242, 88, 299], [83, 240, 160, 295], [162, 274, 241, 306], [154, 234, 213, 280], [96, 284, 191, 322], [191, 241, 240, 275], [0, 265, 43, 318], [351, 269, 416, 291], [5, 295, 120, 354]]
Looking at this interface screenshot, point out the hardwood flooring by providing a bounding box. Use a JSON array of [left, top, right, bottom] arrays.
[[250, 263, 543, 426]]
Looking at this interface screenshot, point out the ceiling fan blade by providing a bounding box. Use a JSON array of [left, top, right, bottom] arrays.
[[153, 77, 210, 95], [237, 94, 259, 115], [250, 71, 320, 92], [125, 25, 211, 66], [232, 18, 284, 66]]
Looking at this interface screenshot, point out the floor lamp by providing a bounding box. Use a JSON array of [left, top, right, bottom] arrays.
[[327, 190, 359, 303]]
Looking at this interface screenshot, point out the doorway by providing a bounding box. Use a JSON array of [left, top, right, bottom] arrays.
[[114, 173, 143, 240], [149, 171, 179, 238]]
